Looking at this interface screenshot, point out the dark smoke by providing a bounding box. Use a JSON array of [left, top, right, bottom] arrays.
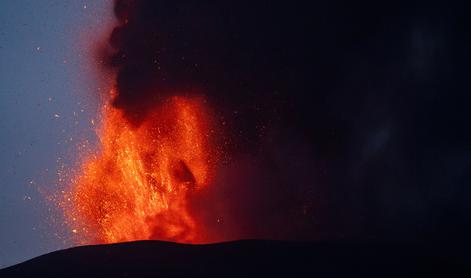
[[105, 0, 471, 241]]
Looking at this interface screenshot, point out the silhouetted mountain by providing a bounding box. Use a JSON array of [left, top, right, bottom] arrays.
[[1, 240, 469, 277]]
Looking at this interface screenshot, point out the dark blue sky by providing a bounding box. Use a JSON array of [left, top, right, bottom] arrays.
[[0, 1, 111, 267]]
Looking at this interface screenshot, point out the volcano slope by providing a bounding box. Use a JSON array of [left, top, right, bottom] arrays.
[[1, 240, 469, 277]]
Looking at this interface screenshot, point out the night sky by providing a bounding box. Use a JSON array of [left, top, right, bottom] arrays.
[[0, 1, 111, 267], [1, 0, 471, 268]]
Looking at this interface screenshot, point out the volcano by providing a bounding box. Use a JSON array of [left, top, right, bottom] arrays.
[[50, 0, 471, 246], [1, 240, 469, 277], [40, 0, 471, 274]]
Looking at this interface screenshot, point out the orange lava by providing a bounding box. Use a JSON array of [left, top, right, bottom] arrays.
[[66, 93, 218, 244]]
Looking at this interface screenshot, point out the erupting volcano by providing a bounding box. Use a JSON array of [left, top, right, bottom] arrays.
[[56, 0, 229, 245], [65, 92, 219, 244]]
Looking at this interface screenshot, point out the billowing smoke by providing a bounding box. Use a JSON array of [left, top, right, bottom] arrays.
[[100, 0, 471, 241]]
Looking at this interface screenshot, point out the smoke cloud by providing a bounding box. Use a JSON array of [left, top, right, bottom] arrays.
[[102, 0, 471, 241]]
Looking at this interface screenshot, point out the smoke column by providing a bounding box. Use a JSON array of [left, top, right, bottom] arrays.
[[67, 0, 471, 243]]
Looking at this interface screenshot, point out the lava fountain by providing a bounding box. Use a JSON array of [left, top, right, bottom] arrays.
[[64, 90, 219, 245]]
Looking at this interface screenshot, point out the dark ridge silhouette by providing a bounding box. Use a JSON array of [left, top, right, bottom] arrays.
[[1, 240, 470, 277]]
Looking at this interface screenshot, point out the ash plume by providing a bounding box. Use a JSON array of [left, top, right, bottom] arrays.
[[102, 0, 471, 241]]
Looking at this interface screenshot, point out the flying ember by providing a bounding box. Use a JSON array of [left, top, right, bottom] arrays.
[[64, 91, 219, 244]]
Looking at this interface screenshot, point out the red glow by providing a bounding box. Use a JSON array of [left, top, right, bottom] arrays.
[[64, 91, 219, 244]]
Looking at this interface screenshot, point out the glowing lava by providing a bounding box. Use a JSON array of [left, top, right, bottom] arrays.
[[65, 93, 218, 244]]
